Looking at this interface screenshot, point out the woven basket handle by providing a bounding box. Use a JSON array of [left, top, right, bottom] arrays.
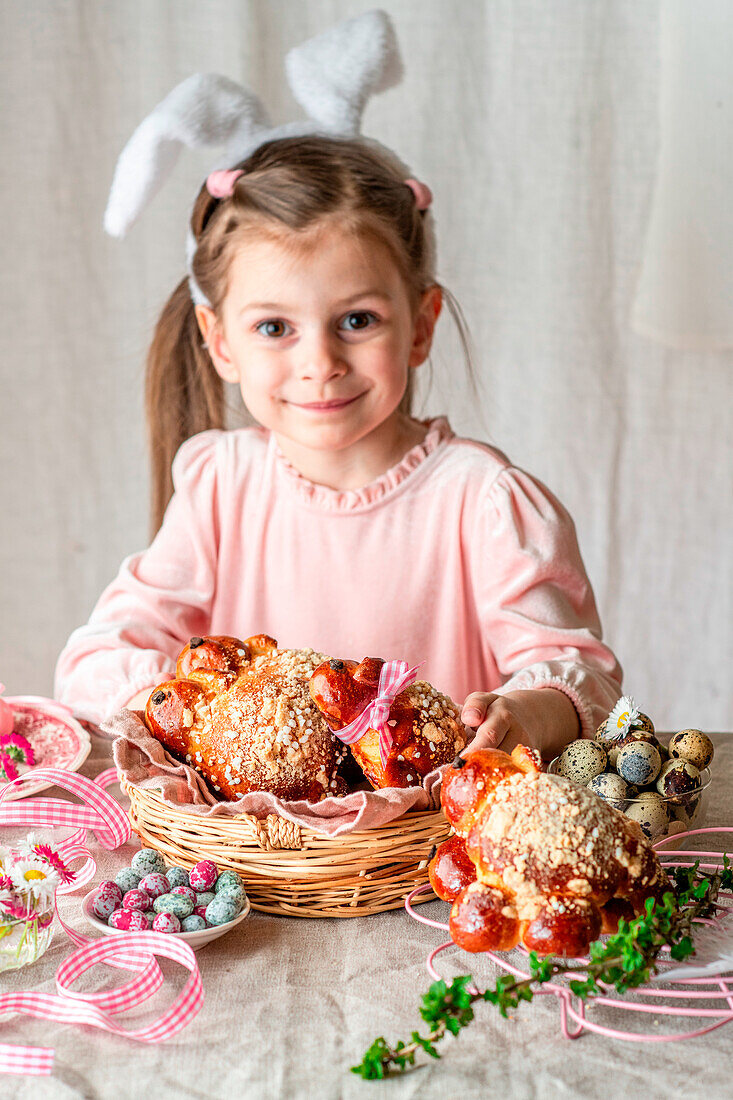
[[250, 813, 303, 851]]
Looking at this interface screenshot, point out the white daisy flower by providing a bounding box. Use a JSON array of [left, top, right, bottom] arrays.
[[9, 857, 61, 901], [17, 831, 42, 854], [599, 695, 642, 741]]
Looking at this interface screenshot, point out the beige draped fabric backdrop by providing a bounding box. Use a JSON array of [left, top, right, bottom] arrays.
[[1, 0, 731, 730]]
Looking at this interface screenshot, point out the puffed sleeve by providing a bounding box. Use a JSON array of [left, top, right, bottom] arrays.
[[54, 430, 225, 724], [474, 465, 622, 737]]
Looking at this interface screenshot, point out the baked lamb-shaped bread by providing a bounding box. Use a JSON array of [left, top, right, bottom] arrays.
[[309, 656, 467, 789], [429, 745, 671, 956], [144, 634, 347, 801]]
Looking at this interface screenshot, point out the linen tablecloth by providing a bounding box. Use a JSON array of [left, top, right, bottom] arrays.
[[2, 733, 731, 1100]]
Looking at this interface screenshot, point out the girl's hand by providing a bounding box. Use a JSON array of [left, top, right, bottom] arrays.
[[460, 688, 580, 760]]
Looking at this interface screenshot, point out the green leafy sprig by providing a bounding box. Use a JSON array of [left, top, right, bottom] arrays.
[[352, 856, 733, 1079]]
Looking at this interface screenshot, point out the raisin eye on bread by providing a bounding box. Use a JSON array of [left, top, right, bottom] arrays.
[[429, 745, 671, 956]]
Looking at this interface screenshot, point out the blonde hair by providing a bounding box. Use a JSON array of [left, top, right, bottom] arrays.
[[145, 134, 476, 534]]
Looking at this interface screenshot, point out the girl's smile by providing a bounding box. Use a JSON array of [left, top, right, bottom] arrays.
[[287, 393, 366, 412], [195, 223, 442, 490]]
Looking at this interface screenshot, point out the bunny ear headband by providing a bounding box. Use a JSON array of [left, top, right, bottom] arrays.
[[103, 8, 433, 309]]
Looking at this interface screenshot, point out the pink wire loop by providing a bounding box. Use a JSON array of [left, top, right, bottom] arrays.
[[407, 827, 733, 1045]]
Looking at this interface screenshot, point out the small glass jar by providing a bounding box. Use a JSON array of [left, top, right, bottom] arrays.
[[0, 893, 55, 973]]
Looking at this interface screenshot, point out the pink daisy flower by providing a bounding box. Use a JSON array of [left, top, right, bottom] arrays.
[[31, 843, 75, 884], [0, 752, 18, 782], [0, 893, 42, 924], [0, 731, 34, 766], [0, 874, 13, 891]]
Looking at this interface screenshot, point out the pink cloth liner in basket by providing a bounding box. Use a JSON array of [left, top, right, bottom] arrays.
[[106, 708, 486, 837]]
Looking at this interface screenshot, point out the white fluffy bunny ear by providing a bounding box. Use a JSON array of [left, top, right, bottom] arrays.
[[285, 9, 403, 135], [103, 73, 271, 238]]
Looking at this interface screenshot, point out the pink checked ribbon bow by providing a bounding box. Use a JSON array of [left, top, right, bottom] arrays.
[[329, 660, 423, 768]]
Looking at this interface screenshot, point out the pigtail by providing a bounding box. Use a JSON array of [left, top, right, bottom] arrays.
[[145, 277, 225, 536]]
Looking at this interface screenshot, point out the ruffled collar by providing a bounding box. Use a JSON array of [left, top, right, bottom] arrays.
[[270, 416, 454, 512]]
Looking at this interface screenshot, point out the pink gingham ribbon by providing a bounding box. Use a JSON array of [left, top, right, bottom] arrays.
[[329, 660, 423, 767], [0, 933, 202, 1076], [0, 766, 204, 1075]]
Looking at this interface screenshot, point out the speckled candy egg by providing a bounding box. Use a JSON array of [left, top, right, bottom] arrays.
[[194, 904, 208, 920], [189, 860, 218, 892], [122, 888, 151, 912], [165, 866, 190, 889], [181, 914, 208, 933], [556, 739, 607, 785], [152, 912, 182, 934], [205, 895, 241, 926], [616, 741, 662, 787], [586, 771, 629, 810], [138, 872, 170, 899], [108, 908, 148, 931], [114, 867, 141, 894], [92, 890, 120, 921], [668, 729, 714, 771], [656, 759, 701, 804], [108, 908, 134, 930], [214, 870, 243, 894], [131, 849, 167, 877], [153, 892, 194, 919], [195, 891, 216, 908], [216, 881, 247, 907], [624, 792, 670, 840], [171, 885, 196, 904], [97, 880, 123, 904]]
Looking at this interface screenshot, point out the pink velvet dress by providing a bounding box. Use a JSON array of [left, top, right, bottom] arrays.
[[54, 417, 622, 732]]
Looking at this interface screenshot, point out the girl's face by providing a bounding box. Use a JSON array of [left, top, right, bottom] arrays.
[[196, 223, 441, 481]]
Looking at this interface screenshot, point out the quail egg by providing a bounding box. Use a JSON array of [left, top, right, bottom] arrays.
[[624, 791, 670, 840], [668, 729, 714, 771], [598, 727, 659, 768], [556, 739, 607, 784], [586, 771, 629, 810], [656, 758, 701, 804], [671, 794, 702, 829], [616, 741, 662, 787]]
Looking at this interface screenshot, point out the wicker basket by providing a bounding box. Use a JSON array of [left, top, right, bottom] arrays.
[[124, 781, 450, 917]]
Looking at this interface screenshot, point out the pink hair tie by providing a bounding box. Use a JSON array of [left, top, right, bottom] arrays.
[[206, 169, 244, 199], [404, 177, 433, 211]]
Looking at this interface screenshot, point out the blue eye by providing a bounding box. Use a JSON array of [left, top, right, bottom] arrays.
[[341, 311, 377, 332], [255, 319, 290, 338]]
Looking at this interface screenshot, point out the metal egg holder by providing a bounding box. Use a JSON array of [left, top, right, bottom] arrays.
[[406, 826, 733, 1043]]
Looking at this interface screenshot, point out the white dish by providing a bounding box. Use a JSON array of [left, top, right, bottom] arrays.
[[0, 699, 92, 801], [81, 888, 251, 950]]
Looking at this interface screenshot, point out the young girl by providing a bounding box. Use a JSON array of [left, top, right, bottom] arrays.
[[54, 129, 621, 761]]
